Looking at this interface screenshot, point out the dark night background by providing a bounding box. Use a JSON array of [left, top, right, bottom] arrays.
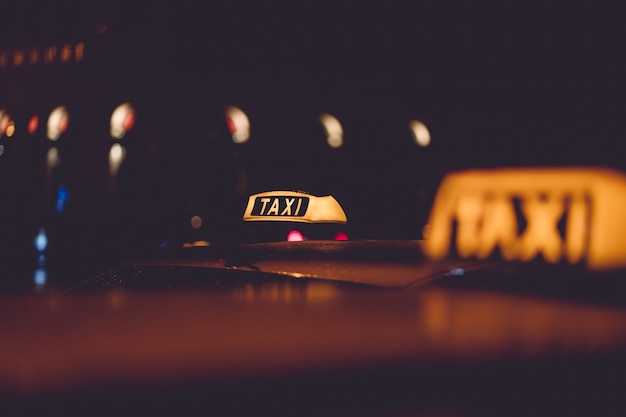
[[1, 1, 625, 292]]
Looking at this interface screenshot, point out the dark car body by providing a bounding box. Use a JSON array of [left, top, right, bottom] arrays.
[[3, 238, 626, 417]]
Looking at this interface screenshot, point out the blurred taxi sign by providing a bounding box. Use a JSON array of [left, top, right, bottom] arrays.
[[243, 191, 347, 224], [423, 167, 626, 271]]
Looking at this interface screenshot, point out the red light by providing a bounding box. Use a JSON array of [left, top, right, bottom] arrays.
[[27, 115, 39, 134], [287, 230, 305, 242], [225, 116, 236, 134], [122, 110, 135, 131], [58, 113, 69, 134], [334, 232, 349, 241]]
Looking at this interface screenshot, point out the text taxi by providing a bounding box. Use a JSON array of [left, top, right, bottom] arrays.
[[423, 167, 626, 271]]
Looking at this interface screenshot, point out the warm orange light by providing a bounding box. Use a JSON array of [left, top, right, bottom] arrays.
[[182, 240, 210, 248], [320, 113, 343, 148], [44, 46, 57, 63], [29, 49, 39, 64], [0, 110, 9, 135], [422, 168, 626, 271], [60, 44, 72, 63], [190, 215, 202, 229], [12, 50, 24, 67], [75, 43, 85, 62], [5, 121, 15, 137]]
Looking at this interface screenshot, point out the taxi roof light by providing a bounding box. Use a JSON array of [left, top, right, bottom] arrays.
[[422, 167, 626, 271], [243, 191, 347, 224]]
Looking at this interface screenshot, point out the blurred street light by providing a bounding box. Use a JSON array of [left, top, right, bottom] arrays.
[[110, 103, 136, 139], [410, 120, 431, 147], [47, 106, 69, 141], [109, 143, 126, 181], [320, 113, 343, 148], [225, 106, 250, 144]]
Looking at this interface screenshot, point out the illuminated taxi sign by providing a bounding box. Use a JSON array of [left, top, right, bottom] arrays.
[[243, 191, 347, 224], [422, 167, 626, 271]]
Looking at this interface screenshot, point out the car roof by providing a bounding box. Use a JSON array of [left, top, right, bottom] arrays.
[[65, 240, 491, 293], [3, 288, 626, 416]]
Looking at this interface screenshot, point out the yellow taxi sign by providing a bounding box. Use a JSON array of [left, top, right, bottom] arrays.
[[422, 167, 626, 271], [243, 191, 347, 224]]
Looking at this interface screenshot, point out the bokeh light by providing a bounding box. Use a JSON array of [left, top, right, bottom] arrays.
[[34, 267, 47, 287], [287, 230, 305, 242], [34, 228, 48, 253], [56, 185, 69, 214], [320, 113, 343, 148], [334, 232, 349, 241], [47, 106, 69, 141], [0, 110, 10, 135], [190, 215, 203, 229], [225, 106, 250, 143], [5, 121, 15, 137], [110, 103, 136, 139], [28, 115, 39, 134], [410, 120, 431, 147], [47, 147, 60, 172], [109, 143, 126, 178]]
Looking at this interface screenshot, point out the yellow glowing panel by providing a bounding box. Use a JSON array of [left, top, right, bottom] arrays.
[[243, 191, 347, 224], [422, 167, 626, 271]]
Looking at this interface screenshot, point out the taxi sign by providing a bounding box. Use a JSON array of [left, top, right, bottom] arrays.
[[243, 191, 347, 224], [422, 167, 626, 271]]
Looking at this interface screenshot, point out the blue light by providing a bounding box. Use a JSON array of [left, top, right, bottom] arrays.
[[448, 268, 465, 276], [34, 228, 48, 253], [34, 267, 47, 286], [56, 185, 68, 213]]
